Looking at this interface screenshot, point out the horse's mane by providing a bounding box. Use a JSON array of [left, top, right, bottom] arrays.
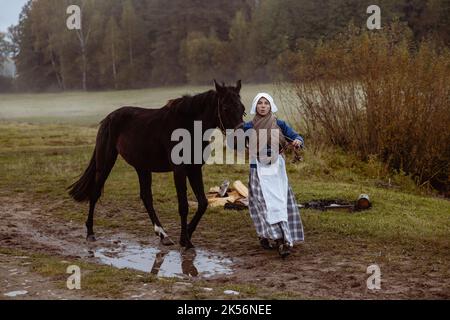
[[164, 90, 217, 116]]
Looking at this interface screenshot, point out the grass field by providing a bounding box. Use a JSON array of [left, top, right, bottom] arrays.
[[0, 85, 449, 299], [0, 84, 281, 124]]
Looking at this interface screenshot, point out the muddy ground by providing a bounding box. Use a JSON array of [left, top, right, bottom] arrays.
[[1, 194, 448, 300]]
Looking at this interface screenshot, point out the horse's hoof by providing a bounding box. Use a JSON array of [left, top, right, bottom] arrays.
[[179, 239, 195, 249], [182, 246, 196, 253], [161, 237, 175, 246], [184, 241, 195, 249], [259, 238, 274, 250], [86, 234, 96, 242]]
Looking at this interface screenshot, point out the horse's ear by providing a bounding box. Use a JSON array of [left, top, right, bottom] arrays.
[[236, 80, 242, 93], [214, 79, 225, 94]]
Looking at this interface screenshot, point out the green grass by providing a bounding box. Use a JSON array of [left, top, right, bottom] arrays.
[[0, 121, 448, 248], [0, 247, 160, 298], [0, 86, 449, 298]]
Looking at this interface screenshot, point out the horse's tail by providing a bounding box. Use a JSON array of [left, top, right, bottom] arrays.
[[68, 116, 116, 202], [68, 150, 97, 202]]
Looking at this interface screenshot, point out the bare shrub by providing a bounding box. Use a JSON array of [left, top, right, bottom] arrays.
[[284, 23, 450, 192]]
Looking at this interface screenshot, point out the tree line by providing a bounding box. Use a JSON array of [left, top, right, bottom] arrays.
[[0, 0, 448, 92]]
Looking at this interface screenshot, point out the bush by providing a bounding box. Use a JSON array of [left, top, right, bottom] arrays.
[[286, 23, 450, 193]]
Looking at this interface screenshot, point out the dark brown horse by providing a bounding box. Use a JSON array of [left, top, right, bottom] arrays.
[[68, 80, 245, 248]]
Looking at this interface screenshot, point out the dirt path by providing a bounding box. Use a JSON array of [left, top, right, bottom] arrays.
[[1, 195, 449, 299]]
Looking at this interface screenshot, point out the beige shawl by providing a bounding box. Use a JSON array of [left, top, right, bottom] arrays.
[[251, 112, 287, 165]]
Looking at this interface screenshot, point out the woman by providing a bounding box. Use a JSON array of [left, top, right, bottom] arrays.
[[243, 93, 305, 258]]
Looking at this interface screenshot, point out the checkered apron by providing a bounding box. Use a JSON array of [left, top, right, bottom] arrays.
[[248, 167, 304, 246]]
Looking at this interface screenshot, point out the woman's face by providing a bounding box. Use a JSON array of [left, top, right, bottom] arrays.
[[256, 97, 271, 116]]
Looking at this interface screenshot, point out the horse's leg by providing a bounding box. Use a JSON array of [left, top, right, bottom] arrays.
[[137, 169, 174, 246], [173, 168, 193, 248], [86, 193, 100, 242], [186, 166, 208, 240], [86, 154, 117, 241]]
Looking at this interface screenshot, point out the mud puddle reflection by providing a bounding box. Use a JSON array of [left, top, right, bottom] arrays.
[[90, 240, 233, 279]]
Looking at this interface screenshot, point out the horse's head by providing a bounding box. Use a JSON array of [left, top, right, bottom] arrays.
[[214, 80, 246, 132]]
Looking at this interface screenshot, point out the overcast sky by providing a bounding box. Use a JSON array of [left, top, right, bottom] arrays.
[[0, 0, 29, 33]]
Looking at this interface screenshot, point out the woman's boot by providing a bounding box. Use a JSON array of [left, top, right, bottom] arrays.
[[276, 239, 290, 258], [259, 237, 273, 250]]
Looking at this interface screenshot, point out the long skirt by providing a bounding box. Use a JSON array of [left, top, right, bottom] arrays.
[[248, 167, 304, 246]]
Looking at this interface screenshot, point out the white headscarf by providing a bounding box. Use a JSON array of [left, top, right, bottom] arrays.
[[250, 93, 278, 115]]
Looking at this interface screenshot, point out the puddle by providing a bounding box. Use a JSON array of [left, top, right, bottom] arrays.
[[91, 241, 233, 279]]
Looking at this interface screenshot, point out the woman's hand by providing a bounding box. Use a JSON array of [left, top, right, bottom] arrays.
[[291, 138, 303, 149]]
